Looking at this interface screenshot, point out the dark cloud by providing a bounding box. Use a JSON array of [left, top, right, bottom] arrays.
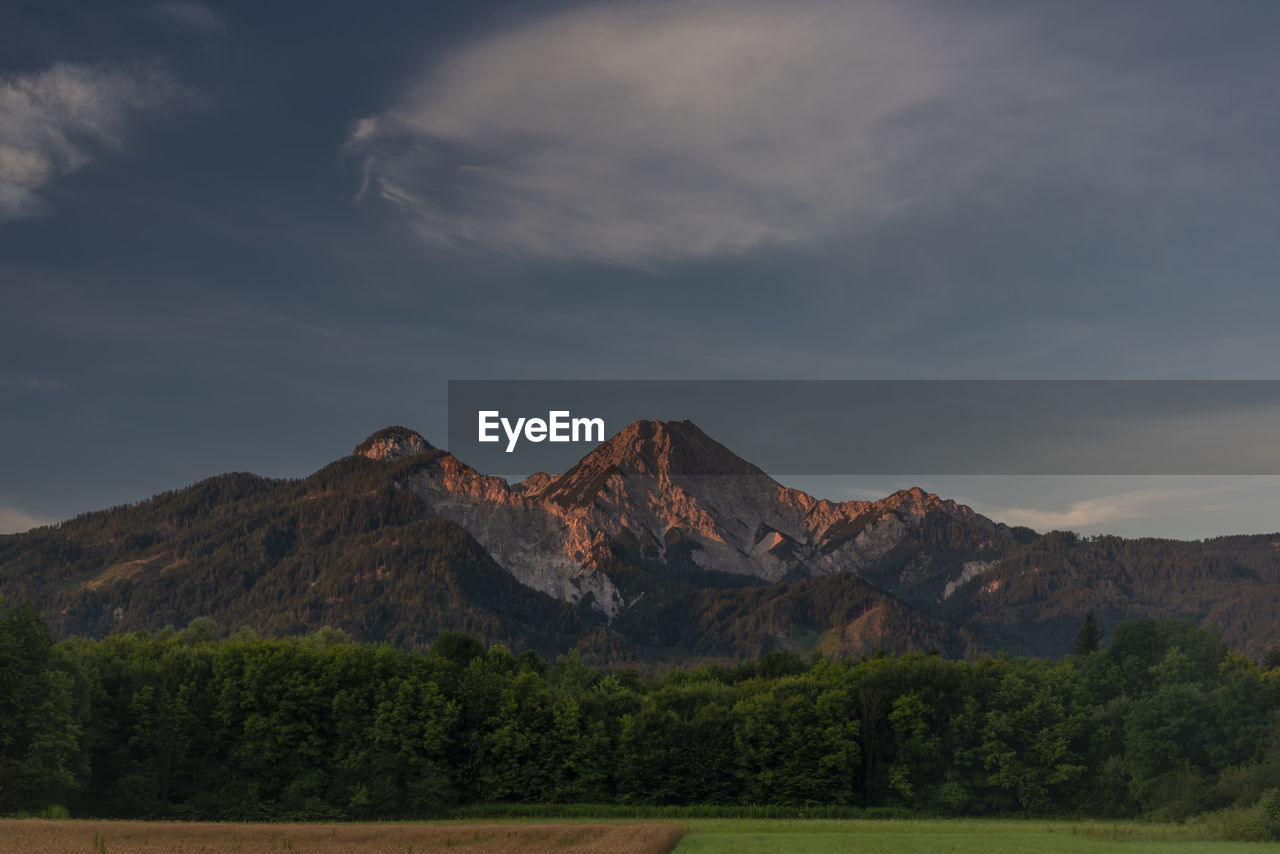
[[3, 0, 1280, 534]]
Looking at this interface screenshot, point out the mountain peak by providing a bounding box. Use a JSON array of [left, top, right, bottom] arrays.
[[575, 419, 767, 478], [529, 419, 770, 507], [354, 426, 433, 461]]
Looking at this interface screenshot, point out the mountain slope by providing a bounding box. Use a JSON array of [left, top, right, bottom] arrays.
[[0, 446, 598, 657], [403, 419, 1021, 616], [941, 530, 1280, 657], [2, 421, 1279, 660]]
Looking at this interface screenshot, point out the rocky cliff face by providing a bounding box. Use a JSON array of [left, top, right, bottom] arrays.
[[368, 419, 1012, 617], [355, 426, 432, 461]]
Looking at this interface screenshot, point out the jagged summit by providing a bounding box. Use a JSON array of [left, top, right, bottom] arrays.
[[567, 419, 767, 477], [881, 486, 953, 515], [352, 419, 1006, 611], [397, 415, 1010, 609], [354, 426, 433, 461], [530, 419, 771, 508]]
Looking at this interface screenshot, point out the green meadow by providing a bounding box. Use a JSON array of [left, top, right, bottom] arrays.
[[672, 819, 1274, 853]]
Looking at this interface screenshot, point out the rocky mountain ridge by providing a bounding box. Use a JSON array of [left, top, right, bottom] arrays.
[[384, 419, 1012, 617]]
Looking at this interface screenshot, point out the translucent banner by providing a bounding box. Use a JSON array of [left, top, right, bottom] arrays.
[[447, 380, 1280, 475]]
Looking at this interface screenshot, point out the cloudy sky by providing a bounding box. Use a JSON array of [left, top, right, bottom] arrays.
[[4, 0, 1280, 538]]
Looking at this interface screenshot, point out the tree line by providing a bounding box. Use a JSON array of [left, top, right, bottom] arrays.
[[2, 600, 1280, 836]]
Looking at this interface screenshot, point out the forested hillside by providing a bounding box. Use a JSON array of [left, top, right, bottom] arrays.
[[942, 531, 1280, 657]]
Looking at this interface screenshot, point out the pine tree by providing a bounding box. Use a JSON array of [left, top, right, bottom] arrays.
[[1075, 612, 1101, 657]]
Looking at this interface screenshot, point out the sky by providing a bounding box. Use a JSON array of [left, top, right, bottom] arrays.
[[3, 0, 1280, 539]]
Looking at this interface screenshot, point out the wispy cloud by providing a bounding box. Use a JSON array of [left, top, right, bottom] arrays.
[[0, 376, 63, 391], [347, 0, 1240, 265], [0, 63, 181, 221], [973, 487, 1227, 533], [0, 505, 50, 535], [150, 1, 229, 35]]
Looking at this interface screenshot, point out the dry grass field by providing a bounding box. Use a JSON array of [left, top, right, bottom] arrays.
[[0, 820, 685, 854]]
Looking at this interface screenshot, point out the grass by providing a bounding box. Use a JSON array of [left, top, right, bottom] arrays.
[[4, 816, 1273, 854], [673, 818, 1275, 853], [0, 819, 684, 854]]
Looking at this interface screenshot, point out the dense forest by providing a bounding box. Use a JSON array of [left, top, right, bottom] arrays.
[[3, 601, 1280, 839]]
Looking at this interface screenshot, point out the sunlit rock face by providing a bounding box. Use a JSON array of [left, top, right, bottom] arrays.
[[355, 427, 432, 461], [381, 419, 1012, 618]]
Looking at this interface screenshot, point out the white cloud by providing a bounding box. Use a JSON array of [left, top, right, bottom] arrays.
[[348, 0, 1227, 265], [0, 505, 50, 535], [151, 1, 228, 35], [346, 116, 378, 151], [0, 63, 180, 221]]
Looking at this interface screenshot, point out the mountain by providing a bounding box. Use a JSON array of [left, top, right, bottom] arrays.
[[941, 530, 1280, 656], [405, 419, 1019, 605], [0, 445, 599, 657], [2, 421, 1278, 661]]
